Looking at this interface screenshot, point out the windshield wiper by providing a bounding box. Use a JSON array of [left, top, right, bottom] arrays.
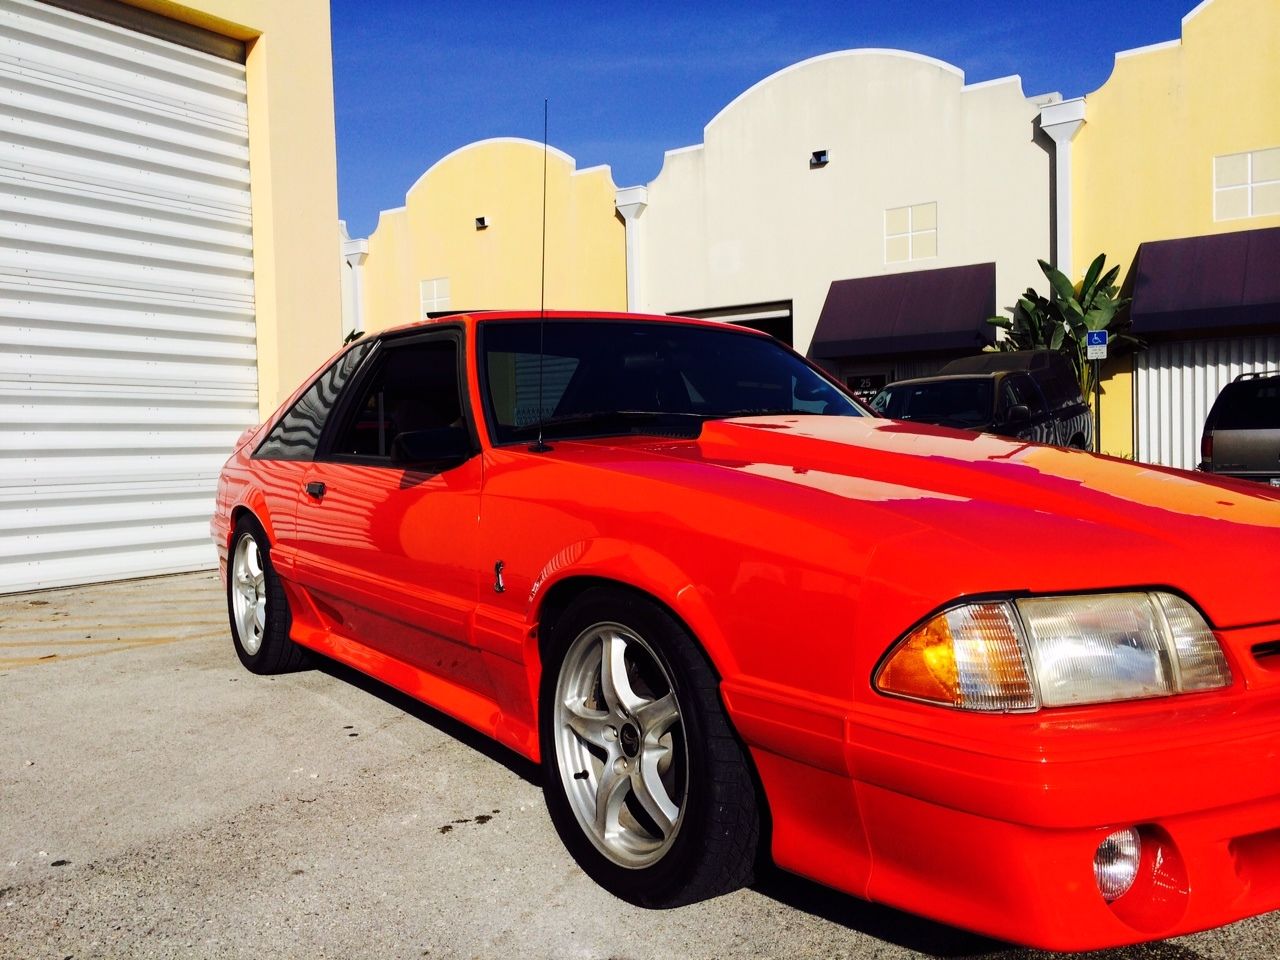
[[510, 410, 706, 439]]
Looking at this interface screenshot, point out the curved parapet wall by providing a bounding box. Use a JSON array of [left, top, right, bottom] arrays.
[[638, 48, 1054, 354], [362, 138, 626, 332], [1074, 0, 1280, 276]]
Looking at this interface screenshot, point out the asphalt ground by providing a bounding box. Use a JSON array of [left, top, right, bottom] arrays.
[[1, 572, 1278, 960]]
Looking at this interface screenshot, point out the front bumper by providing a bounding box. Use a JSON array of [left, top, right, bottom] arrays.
[[851, 707, 1280, 950], [724, 623, 1280, 951]]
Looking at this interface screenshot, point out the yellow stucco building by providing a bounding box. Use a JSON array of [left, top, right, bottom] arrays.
[[359, 139, 627, 334], [1071, 0, 1280, 462]]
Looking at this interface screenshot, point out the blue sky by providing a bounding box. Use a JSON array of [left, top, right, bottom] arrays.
[[332, 0, 1198, 238]]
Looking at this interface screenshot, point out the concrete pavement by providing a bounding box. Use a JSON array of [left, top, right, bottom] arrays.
[[1, 572, 1276, 960]]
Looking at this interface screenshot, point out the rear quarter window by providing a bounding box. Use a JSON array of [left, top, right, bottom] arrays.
[[255, 340, 373, 460]]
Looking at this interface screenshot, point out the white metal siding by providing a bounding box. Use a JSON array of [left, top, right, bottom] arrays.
[[0, 0, 254, 592], [1135, 336, 1280, 471]]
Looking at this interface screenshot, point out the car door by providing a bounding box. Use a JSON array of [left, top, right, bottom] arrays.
[[1033, 363, 1089, 448], [1000, 374, 1053, 443], [288, 328, 493, 698], [250, 339, 375, 550]]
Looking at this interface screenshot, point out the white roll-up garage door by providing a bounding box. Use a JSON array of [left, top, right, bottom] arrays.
[[0, 0, 256, 592], [1135, 336, 1280, 471]]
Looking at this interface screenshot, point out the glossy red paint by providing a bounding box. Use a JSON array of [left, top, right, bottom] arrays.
[[213, 311, 1280, 951]]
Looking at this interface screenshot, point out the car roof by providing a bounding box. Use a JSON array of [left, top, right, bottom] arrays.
[[880, 373, 999, 389], [940, 350, 1067, 374], [372, 310, 772, 340], [1230, 371, 1280, 384]]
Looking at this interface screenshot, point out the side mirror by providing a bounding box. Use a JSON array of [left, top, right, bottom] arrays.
[[1006, 404, 1031, 426], [391, 427, 472, 468]]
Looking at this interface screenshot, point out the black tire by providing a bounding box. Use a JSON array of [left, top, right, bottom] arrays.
[[540, 586, 760, 907], [226, 515, 310, 675]]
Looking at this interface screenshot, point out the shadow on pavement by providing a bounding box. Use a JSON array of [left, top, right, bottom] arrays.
[[315, 656, 541, 786], [315, 654, 1212, 960], [752, 866, 1209, 960]]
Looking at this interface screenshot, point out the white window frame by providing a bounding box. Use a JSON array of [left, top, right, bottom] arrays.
[[420, 277, 450, 317], [1213, 148, 1280, 222], [884, 202, 938, 264]]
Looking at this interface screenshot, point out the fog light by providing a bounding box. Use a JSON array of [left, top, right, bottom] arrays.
[[1095, 828, 1141, 902]]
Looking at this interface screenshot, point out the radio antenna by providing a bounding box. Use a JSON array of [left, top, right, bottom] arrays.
[[530, 97, 551, 453]]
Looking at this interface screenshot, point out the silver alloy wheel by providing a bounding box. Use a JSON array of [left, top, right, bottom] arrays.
[[554, 621, 688, 869], [231, 532, 267, 655]]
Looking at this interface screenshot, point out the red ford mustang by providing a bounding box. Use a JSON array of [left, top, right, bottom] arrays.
[[212, 311, 1280, 951]]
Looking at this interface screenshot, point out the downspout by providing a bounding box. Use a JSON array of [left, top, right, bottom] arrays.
[[615, 185, 648, 312], [1038, 97, 1086, 280]]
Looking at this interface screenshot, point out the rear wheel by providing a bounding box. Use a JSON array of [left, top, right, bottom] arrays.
[[227, 516, 309, 674], [541, 586, 759, 907]]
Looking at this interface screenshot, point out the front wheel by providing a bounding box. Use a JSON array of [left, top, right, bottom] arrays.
[[540, 587, 760, 907]]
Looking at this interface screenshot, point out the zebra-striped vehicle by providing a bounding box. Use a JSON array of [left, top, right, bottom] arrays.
[[869, 350, 1092, 449]]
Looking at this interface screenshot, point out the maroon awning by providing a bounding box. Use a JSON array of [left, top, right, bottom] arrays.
[[809, 262, 996, 360], [1130, 226, 1280, 334]]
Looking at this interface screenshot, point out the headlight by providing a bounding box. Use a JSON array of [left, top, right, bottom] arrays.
[[875, 591, 1231, 712]]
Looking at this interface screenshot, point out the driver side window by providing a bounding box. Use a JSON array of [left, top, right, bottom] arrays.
[[328, 337, 464, 462], [1002, 375, 1045, 417]]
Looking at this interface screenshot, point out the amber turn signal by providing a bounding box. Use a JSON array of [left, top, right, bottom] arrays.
[[876, 603, 1039, 712], [876, 613, 959, 704]]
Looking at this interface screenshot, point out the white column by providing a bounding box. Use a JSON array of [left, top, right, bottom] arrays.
[[342, 235, 370, 334], [615, 185, 649, 311], [1039, 98, 1087, 281]]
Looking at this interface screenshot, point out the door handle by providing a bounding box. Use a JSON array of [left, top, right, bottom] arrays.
[[304, 481, 326, 499]]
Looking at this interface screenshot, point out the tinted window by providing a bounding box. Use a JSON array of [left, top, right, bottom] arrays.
[[1003, 375, 1045, 415], [329, 338, 464, 459], [480, 320, 862, 445], [1213, 380, 1280, 430], [872, 378, 995, 427], [1036, 365, 1080, 407], [255, 341, 372, 461]]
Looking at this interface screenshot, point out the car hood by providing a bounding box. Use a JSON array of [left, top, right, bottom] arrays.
[[562, 415, 1280, 628]]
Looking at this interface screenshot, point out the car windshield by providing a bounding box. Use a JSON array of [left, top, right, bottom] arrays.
[[870, 378, 995, 427], [479, 319, 865, 444]]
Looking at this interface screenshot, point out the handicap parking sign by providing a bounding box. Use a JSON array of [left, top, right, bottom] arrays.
[[1087, 330, 1108, 359]]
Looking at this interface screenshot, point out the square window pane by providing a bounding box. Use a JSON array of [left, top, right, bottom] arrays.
[[885, 206, 911, 236], [1215, 187, 1249, 221], [1215, 153, 1250, 188], [1253, 182, 1280, 217], [912, 202, 937, 231], [420, 277, 451, 314], [886, 235, 911, 263], [912, 230, 937, 260], [1253, 147, 1280, 183]]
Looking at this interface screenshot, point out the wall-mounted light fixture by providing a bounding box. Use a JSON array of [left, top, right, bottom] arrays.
[[810, 150, 829, 168], [475, 216, 489, 229]]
